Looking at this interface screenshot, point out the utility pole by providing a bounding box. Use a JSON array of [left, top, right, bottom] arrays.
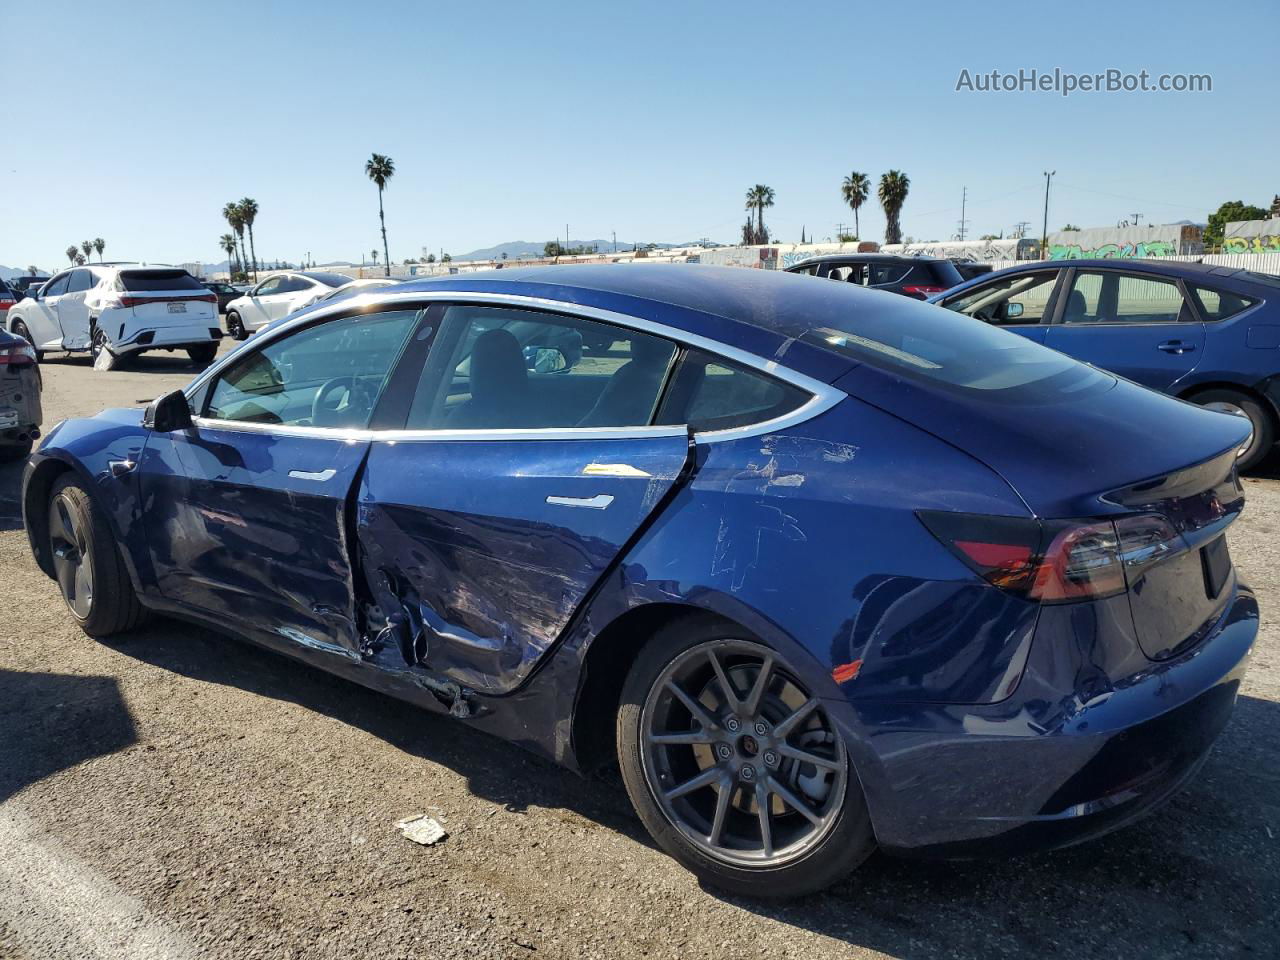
[[565, 224, 569, 252], [1041, 171, 1056, 256], [612, 230, 616, 253], [1012, 220, 1031, 239], [1130, 212, 1143, 226], [957, 186, 970, 241]]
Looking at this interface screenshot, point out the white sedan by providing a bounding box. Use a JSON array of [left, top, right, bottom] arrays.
[[224, 271, 352, 339]]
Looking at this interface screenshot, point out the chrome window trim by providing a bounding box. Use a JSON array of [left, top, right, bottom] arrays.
[[185, 290, 845, 445]]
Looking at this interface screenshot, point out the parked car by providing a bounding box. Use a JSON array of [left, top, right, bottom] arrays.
[[932, 259, 1280, 469], [0, 280, 16, 326], [0, 327, 41, 460], [299, 277, 400, 309], [224, 271, 352, 339], [786, 254, 964, 299], [10, 276, 50, 299], [950, 259, 994, 281], [203, 280, 241, 314], [24, 265, 1255, 898], [6, 264, 221, 369]]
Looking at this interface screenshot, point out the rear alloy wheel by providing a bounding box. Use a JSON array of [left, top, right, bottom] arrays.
[[47, 474, 147, 637], [90, 327, 122, 371], [226, 311, 247, 340], [1191, 388, 1273, 472], [11, 320, 43, 362], [617, 624, 874, 898]]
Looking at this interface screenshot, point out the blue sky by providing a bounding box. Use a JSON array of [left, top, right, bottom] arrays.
[[4, 0, 1276, 270]]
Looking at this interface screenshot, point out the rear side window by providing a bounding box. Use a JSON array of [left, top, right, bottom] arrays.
[[406, 305, 676, 430], [119, 270, 203, 292], [656, 349, 807, 432], [1062, 271, 1189, 325], [871, 263, 909, 285], [1192, 286, 1257, 322]]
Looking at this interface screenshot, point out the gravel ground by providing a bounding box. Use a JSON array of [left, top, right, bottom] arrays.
[[1, 350, 1278, 959]]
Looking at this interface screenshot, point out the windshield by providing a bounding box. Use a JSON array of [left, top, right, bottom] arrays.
[[303, 272, 354, 288]]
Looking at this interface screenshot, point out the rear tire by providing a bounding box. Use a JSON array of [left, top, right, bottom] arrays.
[[11, 320, 43, 362], [1190, 388, 1273, 472], [616, 620, 875, 898], [187, 343, 218, 367], [226, 311, 247, 340], [47, 474, 147, 637]]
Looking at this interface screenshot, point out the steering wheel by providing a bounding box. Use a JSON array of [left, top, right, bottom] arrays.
[[311, 377, 357, 428]]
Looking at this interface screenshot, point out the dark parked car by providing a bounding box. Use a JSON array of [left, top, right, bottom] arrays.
[[24, 266, 1255, 897], [932, 259, 1280, 469], [203, 280, 241, 314], [786, 254, 964, 299], [0, 327, 42, 460], [950, 259, 994, 281], [9, 275, 49, 299]]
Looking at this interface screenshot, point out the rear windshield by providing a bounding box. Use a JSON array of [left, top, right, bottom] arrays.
[[119, 269, 203, 292], [925, 260, 964, 287], [803, 301, 1111, 400], [304, 272, 354, 288]]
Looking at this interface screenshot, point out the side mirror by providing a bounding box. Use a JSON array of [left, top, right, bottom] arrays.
[[1005, 302, 1025, 320], [143, 390, 194, 432]]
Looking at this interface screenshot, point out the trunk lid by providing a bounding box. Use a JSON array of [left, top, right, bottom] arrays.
[[117, 269, 216, 324]]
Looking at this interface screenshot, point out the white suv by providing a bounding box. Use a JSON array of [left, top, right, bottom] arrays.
[[6, 263, 221, 369]]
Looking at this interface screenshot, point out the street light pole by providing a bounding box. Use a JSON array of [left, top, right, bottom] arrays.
[[1041, 171, 1056, 258]]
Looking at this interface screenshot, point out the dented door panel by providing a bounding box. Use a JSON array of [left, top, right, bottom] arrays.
[[356, 432, 691, 693]]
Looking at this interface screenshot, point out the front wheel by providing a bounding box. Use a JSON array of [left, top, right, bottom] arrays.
[[616, 623, 874, 898], [226, 311, 247, 340], [1191, 388, 1273, 472], [47, 474, 147, 637], [11, 320, 43, 362]]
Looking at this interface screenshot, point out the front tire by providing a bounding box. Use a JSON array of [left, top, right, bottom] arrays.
[[616, 621, 874, 898], [47, 475, 147, 637], [11, 320, 43, 362], [226, 311, 247, 340], [1190, 388, 1273, 472]]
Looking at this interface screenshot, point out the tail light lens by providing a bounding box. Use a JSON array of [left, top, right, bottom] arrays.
[[0, 343, 39, 367], [117, 293, 218, 308], [919, 511, 1185, 604], [0, 297, 15, 309], [902, 284, 946, 299]]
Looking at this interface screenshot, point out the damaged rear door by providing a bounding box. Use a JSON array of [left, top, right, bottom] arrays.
[[356, 302, 692, 694]]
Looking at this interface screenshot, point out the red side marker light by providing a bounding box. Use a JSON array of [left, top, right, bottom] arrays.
[[832, 660, 862, 684]]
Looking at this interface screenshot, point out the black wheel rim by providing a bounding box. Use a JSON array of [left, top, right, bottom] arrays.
[[640, 639, 847, 868], [49, 493, 93, 618]]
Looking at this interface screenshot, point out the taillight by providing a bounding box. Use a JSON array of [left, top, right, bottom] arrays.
[[919, 511, 1184, 604], [118, 293, 217, 307], [0, 343, 38, 367], [902, 284, 946, 299], [0, 297, 15, 309]]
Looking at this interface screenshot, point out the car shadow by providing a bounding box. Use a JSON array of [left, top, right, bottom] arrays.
[[0, 668, 137, 804], [95, 618, 1278, 956], [0, 457, 25, 532], [37, 352, 210, 374]]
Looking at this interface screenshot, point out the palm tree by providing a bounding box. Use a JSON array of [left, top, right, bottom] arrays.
[[744, 184, 775, 244], [223, 201, 247, 279], [81, 240, 93, 262], [65, 246, 78, 265], [219, 234, 238, 275], [26, 265, 37, 275], [74, 254, 86, 266], [93, 237, 105, 262], [841, 172, 870, 240], [238, 198, 259, 281], [878, 170, 910, 245], [365, 153, 395, 277], [371, 249, 379, 266]]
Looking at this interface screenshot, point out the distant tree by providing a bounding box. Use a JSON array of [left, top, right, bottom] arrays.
[[74, 253, 86, 265], [371, 249, 379, 265], [878, 170, 910, 245], [800, 226, 806, 244], [744, 184, 775, 244], [81, 240, 93, 262], [441, 253, 452, 263], [26, 265, 37, 275], [238, 198, 259, 281], [836, 232, 858, 243], [1060, 223, 1081, 232], [65, 245, 78, 264], [219, 233, 238, 274], [544, 240, 564, 257], [841, 171, 870, 240], [223, 202, 248, 276], [979, 233, 1000, 240], [364, 153, 395, 277], [426, 253, 436, 264], [741, 217, 755, 245], [1204, 200, 1268, 249], [93, 237, 105, 261], [501, 251, 508, 260]]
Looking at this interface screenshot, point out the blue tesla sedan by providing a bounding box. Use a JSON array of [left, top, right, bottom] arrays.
[[931, 259, 1280, 469], [22, 265, 1257, 897]]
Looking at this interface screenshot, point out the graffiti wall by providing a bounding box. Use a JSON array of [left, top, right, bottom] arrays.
[[1224, 219, 1280, 254], [1047, 224, 1201, 259]]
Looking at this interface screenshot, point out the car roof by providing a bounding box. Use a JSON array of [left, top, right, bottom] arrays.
[[790, 253, 950, 265], [962, 258, 1276, 290]]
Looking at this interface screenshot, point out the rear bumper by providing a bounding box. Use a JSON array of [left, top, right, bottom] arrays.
[[838, 581, 1257, 858], [114, 321, 220, 353]]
